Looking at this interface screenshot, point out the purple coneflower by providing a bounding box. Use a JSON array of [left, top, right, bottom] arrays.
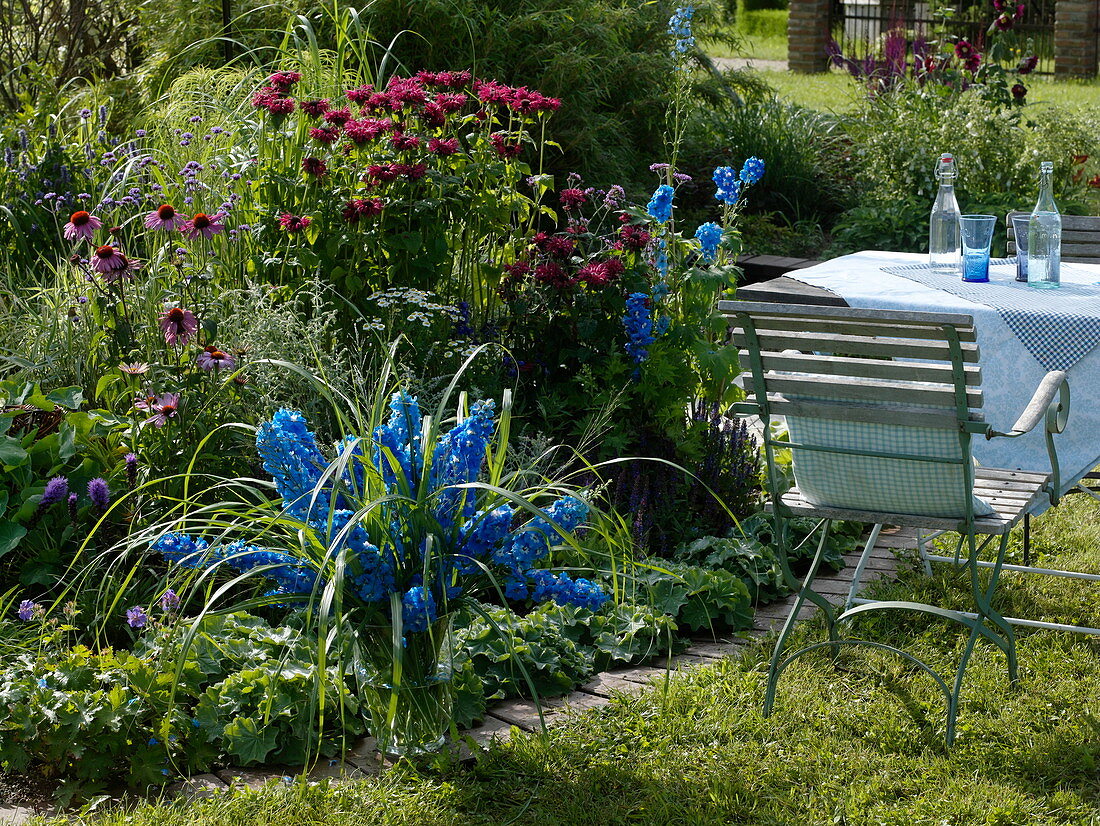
[[63, 210, 102, 242], [88, 477, 111, 513], [144, 204, 188, 231], [158, 307, 199, 346], [197, 346, 236, 371], [179, 212, 224, 240], [90, 244, 127, 274], [119, 362, 150, 375], [278, 213, 311, 234], [102, 254, 142, 283], [146, 393, 180, 428], [126, 605, 148, 628]]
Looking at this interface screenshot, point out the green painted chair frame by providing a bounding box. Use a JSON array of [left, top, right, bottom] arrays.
[[719, 299, 1070, 746]]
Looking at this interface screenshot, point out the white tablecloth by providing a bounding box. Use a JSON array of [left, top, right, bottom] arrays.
[[785, 251, 1100, 505]]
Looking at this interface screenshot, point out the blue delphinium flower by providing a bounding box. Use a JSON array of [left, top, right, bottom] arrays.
[[372, 391, 424, 492], [623, 292, 656, 365], [695, 222, 723, 263], [429, 400, 497, 529], [256, 409, 329, 520], [458, 505, 515, 574], [151, 532, 211, 568], [221, 540, 319, 595], [646, 184, 675, 224], [401, 585, 437, 633], [740, 156, 765, 185], [668, 5, 695, 56], [655, 315, 671, 337], [530, 570, 610, 611], [496, 496, 590, 589], [713, 167, 741, 205]]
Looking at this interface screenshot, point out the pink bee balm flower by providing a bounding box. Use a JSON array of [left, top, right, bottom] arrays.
[[91, 244, 126, 273], [146, 393, 181, 427], [63, 210, 102, 242], [278, 213, 311, 233], [144, 204, 188, 231], [180, 212, 224, 240], [159, 306, 199, 346], [197, 346, 236, 371]]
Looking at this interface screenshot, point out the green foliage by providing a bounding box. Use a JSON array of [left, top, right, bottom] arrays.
[[675, 534, 787, 602], [739, 512, 860, 571], [640, 560, 752, 633], [535, 601, 680, 672], [734, 8, 787, 38]]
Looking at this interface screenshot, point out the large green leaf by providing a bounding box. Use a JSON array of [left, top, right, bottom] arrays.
[[0, 520, 27, 560], [45, 387, 83, 410], [0, 436, 28, 467]]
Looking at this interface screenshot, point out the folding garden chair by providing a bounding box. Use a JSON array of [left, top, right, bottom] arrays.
[[719, 300, 1070, 746]]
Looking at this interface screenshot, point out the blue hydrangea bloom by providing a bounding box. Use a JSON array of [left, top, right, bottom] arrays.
[[401, 586, 437, 633], [623, 292, 656, 365], [712, 167, 741, 205], [646, 184, 675, 224], [695, 222, 723, 263], [668, 6, 695, 56], [740, 156, 765, 185]]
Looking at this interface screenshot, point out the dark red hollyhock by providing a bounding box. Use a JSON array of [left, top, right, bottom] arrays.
[[964, 52, 982, 73], [1088, 175, 1100, 188], [1018, 55, 1038, 74], [954, 39, 975, 60], [1011, 82, 1027, 100]]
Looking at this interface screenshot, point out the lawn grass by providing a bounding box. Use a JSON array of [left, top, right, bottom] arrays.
[[49, 493, 1100, 825], [752, 68, 1100, 115]]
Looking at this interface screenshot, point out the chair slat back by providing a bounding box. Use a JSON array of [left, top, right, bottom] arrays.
[[719, 300, 988, 520], [1007, 210, 1100, 263]]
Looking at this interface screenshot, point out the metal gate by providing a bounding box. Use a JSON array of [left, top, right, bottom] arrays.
[[829, 0, 1056, 75]]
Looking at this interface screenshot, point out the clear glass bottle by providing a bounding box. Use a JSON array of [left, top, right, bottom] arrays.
[[1027, 161, 1061, 289], [929, 153, 961, 271]]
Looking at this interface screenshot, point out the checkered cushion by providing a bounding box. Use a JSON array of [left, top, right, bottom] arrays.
[[785, 413, 995, 519]]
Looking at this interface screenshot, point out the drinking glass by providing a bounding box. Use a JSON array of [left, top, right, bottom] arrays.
[[1011, 215, 1029, 283], [959, 214, 997, 283]]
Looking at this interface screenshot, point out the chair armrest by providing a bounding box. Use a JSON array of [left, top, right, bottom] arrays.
[[987, 370, 1069, 438]]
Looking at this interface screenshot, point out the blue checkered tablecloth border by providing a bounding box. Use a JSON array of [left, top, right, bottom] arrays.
[[880, 260, 1100, 371]]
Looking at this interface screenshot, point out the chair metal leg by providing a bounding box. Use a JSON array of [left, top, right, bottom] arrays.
[[845, 523, 883, 611], [764, 518, 836, 718]]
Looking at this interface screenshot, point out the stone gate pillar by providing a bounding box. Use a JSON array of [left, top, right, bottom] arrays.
[[1054, 0, 1097, 77], [788, 0, 832, 73]]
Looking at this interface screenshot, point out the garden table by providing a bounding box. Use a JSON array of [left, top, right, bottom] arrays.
[[738, 250, 1100, 512]]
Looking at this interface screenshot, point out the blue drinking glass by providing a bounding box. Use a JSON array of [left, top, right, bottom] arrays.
[[959, 214, 997, 283]]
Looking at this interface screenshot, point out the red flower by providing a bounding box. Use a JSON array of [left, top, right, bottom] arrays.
[[309, 126, 341, 145], [964, 53, 982, 73], [365, 163, 402, 183], [435, 93, 468, 114], [302, 157, 328, 178], [1088, 175, 1100, 188], [428, 137, 459, 156], [385, 76, 428, 109], [619, 223, 651, 251], [344, 118, 391, 144], [1074, 154, 1090, 165], [994, 13, 1013, 30], [323, 107, 353, 126], [390, 132, 422, 151], [601, 258, 625, 281], [346, 84, 374, 104], [300, 99, 330, 117], [266, 71, 301, 90], [278, 213, 311, 233], [490, 132, 522, 158], [1018, 55, 1038, 74], [954, 39, 976, 60], [1011, 83, 1027, 100], [559, 188, 587, 211], [404, 163, 427, 180], [576, 262, 609, 287], [533, 261, 572, 288], [342, 198, 385, 223], [544, 235, 575, 259], [502, 261, 530, 279], [252, 87, 295, 115], [419, 101, 447, 127]]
